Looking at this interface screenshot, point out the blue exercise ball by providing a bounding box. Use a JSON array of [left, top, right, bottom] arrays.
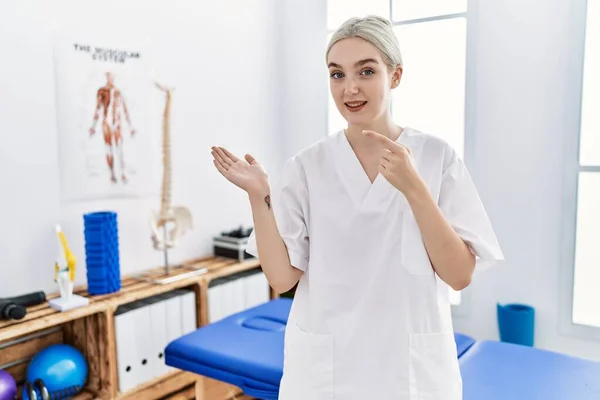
[[24, 344, 87, 399]]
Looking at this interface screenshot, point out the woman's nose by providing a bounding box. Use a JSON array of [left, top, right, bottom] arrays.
[[344, 77, 359, 95]]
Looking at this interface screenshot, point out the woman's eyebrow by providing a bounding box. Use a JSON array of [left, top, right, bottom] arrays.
[[327, 58, 379, 69]]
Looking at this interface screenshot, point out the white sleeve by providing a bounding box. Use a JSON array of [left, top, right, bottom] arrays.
[[244, 158, 310, 271], [438, 148, 504, 271]]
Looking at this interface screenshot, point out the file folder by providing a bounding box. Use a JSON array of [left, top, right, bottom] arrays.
[[163, 291, 183, 373], [147, 296, 169, 378], [130, 301, 155, 385], [207, 268, 271, 323], [208, 277, 229, 323], [115, 304, 139, 393], [233, 277, 245, 315], [244, 271, 270, 308], [180, 289, 197, 334]]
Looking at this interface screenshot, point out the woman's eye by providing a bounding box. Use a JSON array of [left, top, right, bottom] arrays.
[[361, 69, 374, 76], [330, 72, 344, 79]]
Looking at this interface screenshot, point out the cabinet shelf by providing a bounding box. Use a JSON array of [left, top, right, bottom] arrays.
[[0, 256, 268, 399]]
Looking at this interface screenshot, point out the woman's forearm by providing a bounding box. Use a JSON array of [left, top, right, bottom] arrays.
[[405, 181, 475, 291], [248, 188, 303, 294]]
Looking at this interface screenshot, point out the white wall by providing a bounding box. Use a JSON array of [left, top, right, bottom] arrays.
[[277, 0, 329, 159], [451, 0, 600, 361], [2, 0, 598, 362], [0, 0, 284, 297]]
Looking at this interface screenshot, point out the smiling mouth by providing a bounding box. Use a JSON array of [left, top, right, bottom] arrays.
[[345, 101, 367, 112]]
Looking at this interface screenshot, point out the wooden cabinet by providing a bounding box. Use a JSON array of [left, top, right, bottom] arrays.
[[0, 256, 274, 399]]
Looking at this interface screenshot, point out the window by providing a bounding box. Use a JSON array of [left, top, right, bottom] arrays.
[[571, 0, 600, 330], [327, 0, 469, 305], [392, 18, 466, 158]]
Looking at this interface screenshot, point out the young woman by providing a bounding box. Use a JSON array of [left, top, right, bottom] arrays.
[[211, 15, 503, 400]]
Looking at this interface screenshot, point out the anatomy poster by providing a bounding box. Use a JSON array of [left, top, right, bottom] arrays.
[[53, 30, 159, 201]]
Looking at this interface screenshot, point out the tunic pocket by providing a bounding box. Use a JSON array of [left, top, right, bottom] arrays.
[[400, 212, 435, 275], [279, 322, 334, 400], [408, 331, 462, 400]]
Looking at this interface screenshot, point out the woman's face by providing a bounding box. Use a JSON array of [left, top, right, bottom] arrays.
[[327, 37, 401, 128]]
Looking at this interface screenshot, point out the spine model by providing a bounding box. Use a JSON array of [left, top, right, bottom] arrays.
[[150, 83, 193, 252]]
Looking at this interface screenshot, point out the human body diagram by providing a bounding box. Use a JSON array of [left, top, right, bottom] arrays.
[[89, 72, 136, 184]]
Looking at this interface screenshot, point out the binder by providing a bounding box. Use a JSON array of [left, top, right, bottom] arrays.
[[221, 278, 236, 318], [115, 304, 138, 393], [180, 289, 197, 334], [148, 296, 169, 378], [163, 291, 183, 373], [131, 301, 154, 385], [233, 277, 245, 314], [114, 288, 201, 386], [257, 272, 270, 303], [208, 277, 228, 323], [207, 282, 221, 323], [206, 268, 271, 324], [244, 271, 270, 308]]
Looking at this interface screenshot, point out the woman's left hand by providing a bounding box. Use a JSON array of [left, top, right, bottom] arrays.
[[363, 130, 425, 197]]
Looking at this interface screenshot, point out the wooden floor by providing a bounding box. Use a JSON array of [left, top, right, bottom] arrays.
[[164, 381, 255, 400]]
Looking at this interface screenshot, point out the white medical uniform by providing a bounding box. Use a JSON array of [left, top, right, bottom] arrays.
[[245, 127, 504, 400]]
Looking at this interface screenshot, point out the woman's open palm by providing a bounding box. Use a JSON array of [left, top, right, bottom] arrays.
[[211, 146, 268, 194]]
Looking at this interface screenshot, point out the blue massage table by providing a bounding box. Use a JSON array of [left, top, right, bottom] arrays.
[[166, 298, 600, 399], [165, 298, 478, 399], [460, 339, 600, 399], [165, 299, 288, 399], [454, 331, 476, 357]]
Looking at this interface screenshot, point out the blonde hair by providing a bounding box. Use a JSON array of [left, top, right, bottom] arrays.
[[326, 15, 403, 71]]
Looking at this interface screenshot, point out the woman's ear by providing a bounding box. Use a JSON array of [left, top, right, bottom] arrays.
[[391, 66, 403, 89]]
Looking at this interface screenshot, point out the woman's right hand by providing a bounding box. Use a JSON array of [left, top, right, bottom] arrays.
[[211, 146, 269, 196]]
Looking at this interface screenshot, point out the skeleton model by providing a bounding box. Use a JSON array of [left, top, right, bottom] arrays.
[[150, 83, 193, 272]]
